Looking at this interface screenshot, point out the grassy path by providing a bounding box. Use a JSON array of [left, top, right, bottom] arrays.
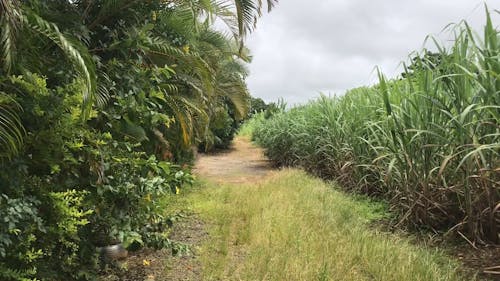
[[172, 137, 468, 280]]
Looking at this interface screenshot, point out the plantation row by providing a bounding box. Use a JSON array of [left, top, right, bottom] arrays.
[[252, 13, 499, 245], [0, 1, 275, 280]]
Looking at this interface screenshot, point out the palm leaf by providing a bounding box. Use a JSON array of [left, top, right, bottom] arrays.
[[23, 10, 97, 117], [163, 92, 208, 147], [0, 15, 15, 73], [0, 92, 24, 159], [0, 0, 21, 73], [220, 82, 250, 120], [233, 0, 257, 37], [233, 0, 278, 37]]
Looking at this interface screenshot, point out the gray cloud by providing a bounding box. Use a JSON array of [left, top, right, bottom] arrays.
[[246, 0, 500, 105]]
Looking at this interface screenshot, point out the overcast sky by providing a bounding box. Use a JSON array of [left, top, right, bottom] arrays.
[[245, 0, 500, 105]]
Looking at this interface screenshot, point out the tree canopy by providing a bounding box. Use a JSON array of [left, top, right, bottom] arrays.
[[0, 0, 276, 279]]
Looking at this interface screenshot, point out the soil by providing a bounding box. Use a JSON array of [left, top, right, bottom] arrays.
[[99, 137, 499, 281], [98, 215, 208, 281], [453, 244, 500, 281], [193, 137, 272, 184]]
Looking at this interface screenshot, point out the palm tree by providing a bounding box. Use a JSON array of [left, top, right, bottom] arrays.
[[0, 0, 278, 158]]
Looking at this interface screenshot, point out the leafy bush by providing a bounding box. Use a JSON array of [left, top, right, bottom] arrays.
[[201, 103, 241, 151], [0, 74, 193, 280]]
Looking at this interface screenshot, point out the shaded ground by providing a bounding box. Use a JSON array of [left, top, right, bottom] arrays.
[[454, 245, 500, 280], [161, 215, 208, 281], [98, 214, 207, 281], [194, 137, 272, 184]]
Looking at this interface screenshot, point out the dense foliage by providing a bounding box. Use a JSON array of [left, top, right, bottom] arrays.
[[0, 0, 276, 279], [252, 13, 499, 245]]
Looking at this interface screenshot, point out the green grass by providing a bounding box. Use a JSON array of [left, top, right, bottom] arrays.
[[178, 169, 467, 281]]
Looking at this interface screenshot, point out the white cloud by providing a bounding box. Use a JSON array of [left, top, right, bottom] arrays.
[[246, 0, 500, 104]]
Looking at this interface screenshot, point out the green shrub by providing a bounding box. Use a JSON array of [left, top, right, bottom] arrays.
[[0, 74, 194, 280]]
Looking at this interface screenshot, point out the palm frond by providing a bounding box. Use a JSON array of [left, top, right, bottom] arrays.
[[23, 10, 97, 116], [197, 28, 232, 57], [218, 79, 250, 120], [96, 71, 113, 107], [233, 0, 257, 37], [0, 0, 21, 28], [0, 16, 15, 73], [230, 0, 278, 37], [265, 0, 277, 13], [0, 92, 24, 159], [157, 6, 197, 41], [163, 92, 208, 147], [0, 0, 21, 73], [142, 34, 216, 96], [212, 0, 240, 38]]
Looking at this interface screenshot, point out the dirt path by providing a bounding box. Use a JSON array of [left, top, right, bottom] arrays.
[[99, 137, 271, 281], [194, 137, 272, 184], [157, 137, 273, 281]]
